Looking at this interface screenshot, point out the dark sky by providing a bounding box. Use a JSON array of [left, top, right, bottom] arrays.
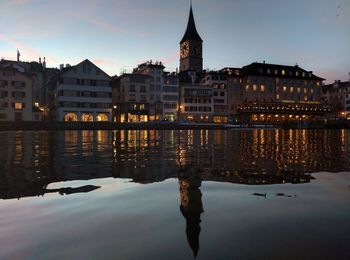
[[1, 0, 349, 83]]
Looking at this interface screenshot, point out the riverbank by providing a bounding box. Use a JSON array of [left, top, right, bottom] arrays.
[[0, 121, 349, 131]]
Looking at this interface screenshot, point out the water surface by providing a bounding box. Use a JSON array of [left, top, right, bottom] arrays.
[[0, 130, 349, 259]]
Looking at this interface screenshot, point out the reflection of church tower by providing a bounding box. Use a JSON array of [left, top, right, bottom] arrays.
[[179, 3, 203, 73], [179, 168, 204, 258]]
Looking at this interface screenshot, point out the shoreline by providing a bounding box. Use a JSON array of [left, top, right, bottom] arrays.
[[0, 121, 349, 131]]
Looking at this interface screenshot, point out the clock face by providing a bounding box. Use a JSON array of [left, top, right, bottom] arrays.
[[180, 42, 189, 59]]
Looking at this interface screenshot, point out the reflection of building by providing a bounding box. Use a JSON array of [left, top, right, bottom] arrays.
[[178, 168, 203, 258], [48, 59, 112, 122], [1, 129, 349, 200], [0, 67, 35, 121]]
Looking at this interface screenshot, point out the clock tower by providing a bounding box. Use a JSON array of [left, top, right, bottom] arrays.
[[180, 4, 203, 73]]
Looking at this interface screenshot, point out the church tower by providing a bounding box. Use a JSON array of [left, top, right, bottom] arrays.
[[180, 3, 203, 73]]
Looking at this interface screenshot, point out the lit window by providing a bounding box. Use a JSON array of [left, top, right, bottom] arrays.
[[276, 94, 280, 100], [304, 96, 308, 101], [283, 86, 287, 92], [296, 71, 299, 76], [311, 88, 314, 94], [282, 70, 286, 75], [304, 88, 307, 94], [297, 87, 301, 93], [245, 85, 249, 92], [253, 84, 257, 92], [15, 102, 22, 110], [290, 87, 294, 93], [261, 85, 265, 92]]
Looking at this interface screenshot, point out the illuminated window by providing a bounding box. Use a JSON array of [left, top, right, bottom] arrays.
[[304, 96, 308, 101], [276, 94, 280, 100], [267, 69, 271, 74], [296, 71, 299, 76], [282, 70, 286, 75], [304, 88, 307, 94], [317, 82, 320, 86], [245, 85, 249, 92], [290, 87, 294, 93], [311, 88, 314, 94], [15, 102, 22, 110], [297, 87, 301, 93], [283, 86, 287, 92], [261, 85, 265, 92], [253, 84, 257, 92]]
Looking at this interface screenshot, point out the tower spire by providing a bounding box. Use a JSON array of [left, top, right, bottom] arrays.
[[180, 2, 203, 44]]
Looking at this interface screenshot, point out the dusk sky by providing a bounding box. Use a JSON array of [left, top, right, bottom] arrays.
[[1, 0, 349, 83]]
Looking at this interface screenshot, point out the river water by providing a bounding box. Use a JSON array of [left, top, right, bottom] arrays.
[[0, 130, 349, 259]]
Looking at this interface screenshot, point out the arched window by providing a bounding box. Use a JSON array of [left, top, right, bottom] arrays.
[[82, 114, 94, 122], [96, 114, 108, 122], [64, 113, 78, 122]]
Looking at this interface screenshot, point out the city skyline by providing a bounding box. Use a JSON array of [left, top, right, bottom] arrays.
[[1, 0, 349, 83]]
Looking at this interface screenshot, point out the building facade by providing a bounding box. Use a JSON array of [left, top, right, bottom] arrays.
[[49, 59, 112, 122], [323, 80, 350, 120], [0, 67, 34, 121], [236, 62, 327, 124], [112, 73, 150, 123]]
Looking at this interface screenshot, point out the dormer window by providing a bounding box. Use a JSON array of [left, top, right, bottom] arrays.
[[282, 70, 286, 75]]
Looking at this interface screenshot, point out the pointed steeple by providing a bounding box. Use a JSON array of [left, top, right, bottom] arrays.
[[180, 3, 203, 44]]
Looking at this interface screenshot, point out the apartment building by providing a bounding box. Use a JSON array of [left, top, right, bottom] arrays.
[[0, 67, 34, 121], [112, 74, 150, 123], [323, 80, 350, 120], [48, 59, 112, 122]]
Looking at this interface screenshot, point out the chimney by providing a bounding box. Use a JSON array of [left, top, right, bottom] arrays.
[[39, 57, 42, 64], [43, 57, 46, 69], [60, 64, 64, 70]]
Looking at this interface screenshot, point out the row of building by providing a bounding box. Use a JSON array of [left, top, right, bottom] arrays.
[[0, 5, 349, 124]]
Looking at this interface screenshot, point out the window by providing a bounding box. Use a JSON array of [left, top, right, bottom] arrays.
[[0, 91, 8, 98], [12, 91, 25, 99], [140, 95, 147, 102], [0, 102, 8, 109], [140, 85, 146, 92], [283, 86, 287, 92], [290, 87, 294, 93], [276, 94, 280, 100], [0, 80, 8, 87], [129, 85, 136, 92], [253, 84, 257, 92], [129, 94, 136, 101], [304, 88, 307, 94], [0, 113, 6, 119], [282, 70, 286, 75], [15, 102, 23, 110], [261, 85, 265, 92], [12, 81, 25, 88], [245, 85, 249, 92], [297, 87, 301, 93], [214, 92, 218, 96]]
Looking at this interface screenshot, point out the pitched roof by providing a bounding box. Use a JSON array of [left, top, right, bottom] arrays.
[[241, 62, 325, 80], [180, 6, 203, 44]]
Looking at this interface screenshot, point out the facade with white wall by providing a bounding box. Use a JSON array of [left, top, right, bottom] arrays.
[[50, 59, 112, 122]]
